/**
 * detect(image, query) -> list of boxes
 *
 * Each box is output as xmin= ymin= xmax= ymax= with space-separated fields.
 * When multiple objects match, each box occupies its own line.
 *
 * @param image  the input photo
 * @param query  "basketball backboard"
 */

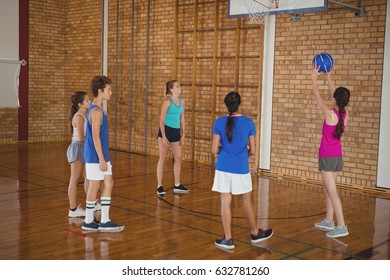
xmin=228 ymin=0 xmax=328 ymax=17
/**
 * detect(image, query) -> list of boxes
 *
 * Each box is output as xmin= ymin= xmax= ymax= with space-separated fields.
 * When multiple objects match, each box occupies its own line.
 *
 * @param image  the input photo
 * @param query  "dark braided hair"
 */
xmin=224 ymin=91 xmax=241 ymax=143
xmin=68 ymin=91 xmax=87 ymax=134
xmin=333 ymin=87 xmax=350 ymax=139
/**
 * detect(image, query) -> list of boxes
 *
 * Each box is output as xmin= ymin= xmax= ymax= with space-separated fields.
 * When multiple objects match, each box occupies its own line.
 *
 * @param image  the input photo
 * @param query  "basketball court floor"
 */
xmin=0 ymin=142 xmax=388 ymax=260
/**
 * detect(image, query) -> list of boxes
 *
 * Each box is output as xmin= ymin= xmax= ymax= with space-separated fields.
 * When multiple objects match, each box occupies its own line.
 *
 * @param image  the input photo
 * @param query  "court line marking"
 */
xmin=0 ymin=164 xmax=377 ymax=260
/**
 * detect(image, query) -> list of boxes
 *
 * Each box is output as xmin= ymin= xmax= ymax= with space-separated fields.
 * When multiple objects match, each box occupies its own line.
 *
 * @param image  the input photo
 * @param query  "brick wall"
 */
xmin=271 ymin=0 xmax=386 ymax=188
xmin=0 ymin=0 xmax=386 ymax=190
xmin=27 ymin=0 xmax=67 ymax=142
xmin=0 ymin=108 xmax=18 ymax=143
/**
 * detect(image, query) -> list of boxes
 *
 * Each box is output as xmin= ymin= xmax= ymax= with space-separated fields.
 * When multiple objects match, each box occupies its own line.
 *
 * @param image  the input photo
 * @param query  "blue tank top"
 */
xmin=164 ymin=97 xmax=182 ymax=129
xmin=84 ymin=104 xmax=110 ymax=163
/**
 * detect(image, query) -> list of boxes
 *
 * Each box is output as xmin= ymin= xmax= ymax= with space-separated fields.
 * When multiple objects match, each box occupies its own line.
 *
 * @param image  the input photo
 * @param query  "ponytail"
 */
xmin=226 ymin=113 xmax=234 ymax=142
xmin=68 ymin=91 xmax=87 ymax=134
xmin=333 ymin=87 xmax=350 ymax=139
xmin=224 ymin=91 xmax=241 ymax=143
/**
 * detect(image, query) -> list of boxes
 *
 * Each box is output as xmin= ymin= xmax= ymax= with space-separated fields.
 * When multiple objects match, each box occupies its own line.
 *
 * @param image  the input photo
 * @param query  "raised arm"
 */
xmin=311 ymin=65 xmax=330 ymax=118
xmin=326 ymin=72 xmax=336 ymax=98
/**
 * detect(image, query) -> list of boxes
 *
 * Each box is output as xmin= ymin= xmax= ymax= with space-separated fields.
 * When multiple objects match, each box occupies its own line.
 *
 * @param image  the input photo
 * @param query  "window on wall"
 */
xmin=0 ymin=0 xmax=20 ymax=108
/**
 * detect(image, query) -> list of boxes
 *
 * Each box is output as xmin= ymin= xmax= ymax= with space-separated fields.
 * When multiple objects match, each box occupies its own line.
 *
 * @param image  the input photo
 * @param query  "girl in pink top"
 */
xmin=311 ymin=65 xmax=350 ymax=238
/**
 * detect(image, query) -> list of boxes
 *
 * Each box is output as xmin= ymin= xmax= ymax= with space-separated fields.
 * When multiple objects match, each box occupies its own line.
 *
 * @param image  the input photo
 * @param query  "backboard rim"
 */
xmin=228 ymin=0 xmax=328 ymax=18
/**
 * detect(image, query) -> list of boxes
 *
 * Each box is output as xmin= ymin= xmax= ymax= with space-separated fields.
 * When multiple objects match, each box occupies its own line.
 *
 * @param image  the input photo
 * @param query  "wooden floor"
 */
xmin=0 ymin=142 xmax=388 ymax=260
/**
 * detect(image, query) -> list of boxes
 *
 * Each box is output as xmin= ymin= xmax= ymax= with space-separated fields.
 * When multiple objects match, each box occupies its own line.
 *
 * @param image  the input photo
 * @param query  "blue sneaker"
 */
xmin=82 ymin=221 xmax=99 ymax=231
xmin=98 ymin=221 xmax=125 ymax=233
xmin=215 ymin=236 xmax=235 ymax=250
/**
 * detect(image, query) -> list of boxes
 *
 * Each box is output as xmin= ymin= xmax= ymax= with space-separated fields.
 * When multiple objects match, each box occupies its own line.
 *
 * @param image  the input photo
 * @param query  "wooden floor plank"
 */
xmin=0 ymin=142 xmax=388 ymax=260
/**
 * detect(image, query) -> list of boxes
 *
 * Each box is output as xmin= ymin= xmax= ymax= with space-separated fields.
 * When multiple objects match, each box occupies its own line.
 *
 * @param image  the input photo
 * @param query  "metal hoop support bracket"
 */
xmin=328 ymin=0 xmax=368 ymax=17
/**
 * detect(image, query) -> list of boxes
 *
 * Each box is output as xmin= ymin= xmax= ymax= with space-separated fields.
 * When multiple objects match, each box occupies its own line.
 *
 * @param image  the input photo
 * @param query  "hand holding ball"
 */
xmin=312 ymin=53 xmax=334 ymax=73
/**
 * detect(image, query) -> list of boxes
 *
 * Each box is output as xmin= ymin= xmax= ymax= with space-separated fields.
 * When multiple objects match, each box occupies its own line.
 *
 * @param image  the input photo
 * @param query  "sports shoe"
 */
xmin=326 ymin=225 xmax=349 ymax=238
xmin=173 ymin=184 xmax=189 ymax=193
xmin=94 ymin=201 xmax=102 ymax=211
xmin=157 ymin=186 xmax=166 ymax=196
xmin=314 ymin=219 xmax=335 ymax=230
xmin=215 ymin=236 xmax=235 ymax=250
xmin=251 ymin=228 xmax=274 ymax=243
xmin=82 ymin=221 xmax=99 ymax=231
xmin=68 ymin=204 xmax=86 ymax=218
xmin=98 ymin=221 xmax=125 ymax=233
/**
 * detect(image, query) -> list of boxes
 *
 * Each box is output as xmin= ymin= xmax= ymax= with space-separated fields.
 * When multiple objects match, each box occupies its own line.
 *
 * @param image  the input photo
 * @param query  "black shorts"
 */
xmin=157 ymin=125 xmax=181 ymax=142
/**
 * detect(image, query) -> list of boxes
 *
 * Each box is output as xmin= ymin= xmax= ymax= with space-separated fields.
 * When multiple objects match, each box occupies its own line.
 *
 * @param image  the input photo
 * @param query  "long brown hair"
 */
xmin=165 ymin=80 xmax=177 ymax=96
xmin=68 ymin=91 xmax=87 ymax=134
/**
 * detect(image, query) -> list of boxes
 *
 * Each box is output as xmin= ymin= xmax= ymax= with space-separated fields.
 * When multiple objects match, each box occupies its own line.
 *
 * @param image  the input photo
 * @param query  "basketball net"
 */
xmin=245 ymin=0 xmax=279 ymax=25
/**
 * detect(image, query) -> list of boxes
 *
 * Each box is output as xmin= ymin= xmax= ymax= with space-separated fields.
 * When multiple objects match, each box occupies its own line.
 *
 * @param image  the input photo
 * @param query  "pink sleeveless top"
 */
xmin=318 ymin=108 xmax=347 ymax=157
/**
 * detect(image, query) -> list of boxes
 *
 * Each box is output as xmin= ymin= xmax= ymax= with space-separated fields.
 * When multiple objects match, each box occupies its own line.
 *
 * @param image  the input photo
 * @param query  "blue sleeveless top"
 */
xmin=84 ymin=104 xmax=110 ymax=163
xmin=164 ymin=97 xmax=182 ymax=129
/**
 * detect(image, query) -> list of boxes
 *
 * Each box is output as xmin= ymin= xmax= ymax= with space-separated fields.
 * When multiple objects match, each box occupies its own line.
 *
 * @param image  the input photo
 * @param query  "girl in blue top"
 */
xmin=212 ymin=91 xmax=273 ymax=250
xmin=156 ymin=80 xmax=188 ymax=196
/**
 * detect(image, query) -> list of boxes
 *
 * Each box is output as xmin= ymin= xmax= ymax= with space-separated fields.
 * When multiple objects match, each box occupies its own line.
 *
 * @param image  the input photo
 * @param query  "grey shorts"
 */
xmin=66 ymin=140 xmax=85 ymax=164
xmin=319 ymin=157 xmax=343 ymax=172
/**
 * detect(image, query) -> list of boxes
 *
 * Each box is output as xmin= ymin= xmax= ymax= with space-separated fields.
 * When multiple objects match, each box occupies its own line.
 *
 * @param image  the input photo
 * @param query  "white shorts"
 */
xmin=212 ymin=170 xmax=252 ymax=195
xmin=85 ymin=161 xmax=112 ymax=181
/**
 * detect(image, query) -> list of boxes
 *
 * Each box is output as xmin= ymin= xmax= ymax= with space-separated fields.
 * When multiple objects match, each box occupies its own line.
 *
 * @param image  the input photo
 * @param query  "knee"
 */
xmin=69 ymin=176 xmax=79 ymax=185
xmin=174 ymin=153 xmax=182 ymax=162
xmin=241 ymin=194 xmax=252 ymax=205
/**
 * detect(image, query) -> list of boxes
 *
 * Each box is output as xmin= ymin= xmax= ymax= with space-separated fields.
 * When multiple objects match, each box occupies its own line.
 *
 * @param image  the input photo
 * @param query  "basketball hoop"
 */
xmin=245 ymin=0 xmax=279 ymax=25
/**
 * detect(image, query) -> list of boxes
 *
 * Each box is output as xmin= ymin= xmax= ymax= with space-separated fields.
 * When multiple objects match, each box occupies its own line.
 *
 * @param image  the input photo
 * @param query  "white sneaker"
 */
xmin=68 ymin=204 xmax=86 ymax=218
xmin=94 ymin=201 xmax=102 ymax=211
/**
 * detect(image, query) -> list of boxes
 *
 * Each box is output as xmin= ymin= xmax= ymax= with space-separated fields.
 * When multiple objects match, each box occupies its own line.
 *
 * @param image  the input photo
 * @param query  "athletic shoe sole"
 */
xmin=215 ymin=242 xmax=235 ymax=250
xmin=173 ymin=189 xmax=189 ymax=193
xmin=68 ymin=213 xmax=85 ymax=218
xmin=251 ymin=229 xmax=274 ymax=244
xmin=314 ymin=224 xmax=334 ymax=230
xmin=98 ymin=226 xmax=125 ymax=233
xmin=326 ymin=232 xmax=349 ymax=238
xmin=82 ymin=226 xmax=99 ymax=231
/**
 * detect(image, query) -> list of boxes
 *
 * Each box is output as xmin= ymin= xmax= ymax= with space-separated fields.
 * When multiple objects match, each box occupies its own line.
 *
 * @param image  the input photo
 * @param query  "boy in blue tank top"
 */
xmin=82 ymin=75 xmax=124 ymax=233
